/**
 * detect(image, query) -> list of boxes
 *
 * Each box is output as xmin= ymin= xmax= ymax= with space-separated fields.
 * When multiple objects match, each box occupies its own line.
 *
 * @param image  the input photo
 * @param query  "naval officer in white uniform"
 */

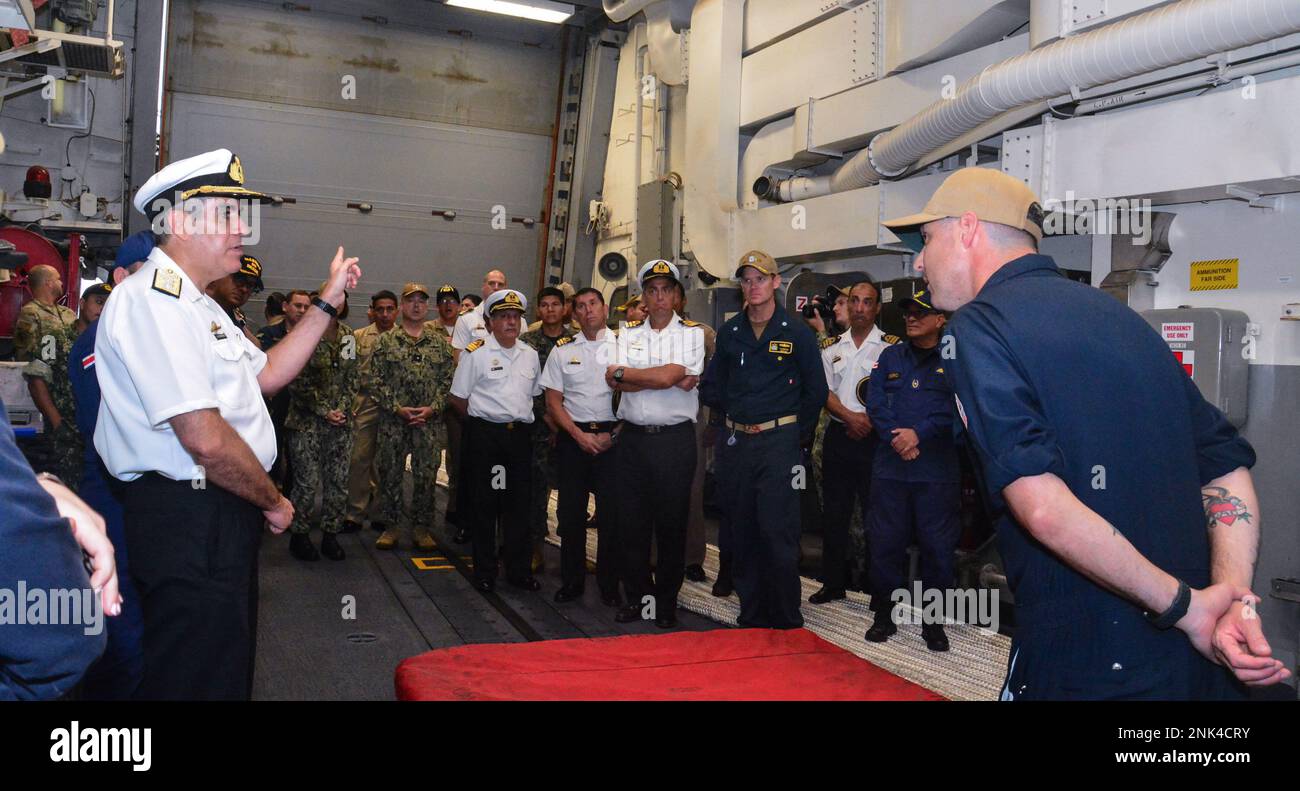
xmin=449 ymin=288 xmax=543 ymax=593
xmin=94 ymin=149 xmax=361 ymax=700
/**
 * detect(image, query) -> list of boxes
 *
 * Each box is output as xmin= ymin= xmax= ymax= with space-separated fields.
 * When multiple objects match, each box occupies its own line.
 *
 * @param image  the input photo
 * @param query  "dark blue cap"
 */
xmin=113 ymin=231 xmax=156 ymax=271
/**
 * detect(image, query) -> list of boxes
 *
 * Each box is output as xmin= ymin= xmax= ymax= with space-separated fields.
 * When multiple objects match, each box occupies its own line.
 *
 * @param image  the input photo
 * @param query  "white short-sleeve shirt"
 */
xmin=450 ymin=334 xmax=542 ymax=423
xmin=613 ymin=313 xmax=705 ymax=426
xmin=537 ymin=328 xmax=617 ymax=424
xmin=821 ymin=324 xmax=894 ymax=419
xmin=450 ymin=304 xmax=488 ymax=350
xmin=94 ymin=248 xmax=276 ymax=481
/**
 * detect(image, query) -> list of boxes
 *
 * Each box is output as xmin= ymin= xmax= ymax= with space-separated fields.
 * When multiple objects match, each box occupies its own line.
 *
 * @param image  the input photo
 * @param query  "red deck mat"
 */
xmin=395 ymin=628 xmax=946 ymax=701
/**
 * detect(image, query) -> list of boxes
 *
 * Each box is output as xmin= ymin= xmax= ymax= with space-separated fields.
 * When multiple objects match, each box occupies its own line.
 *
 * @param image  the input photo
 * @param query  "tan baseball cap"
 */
xmin=402 ymin=282 xmax=430 ymax=298
xmin=735 ymin=249 xmax=777 ymax=278
xmin=882 ymin=168 xmax=1045 ymax=252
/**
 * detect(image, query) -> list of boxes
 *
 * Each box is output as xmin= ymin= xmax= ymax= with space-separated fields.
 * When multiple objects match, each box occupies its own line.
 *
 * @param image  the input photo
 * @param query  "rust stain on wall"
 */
xmin=343 ymin=55 xmax=401 ymax=73
xmin=429 ymin=65 xmax=487 ymax=84
xmin=249 ymin=40 xmax=310 ymax=59
xmin=176 ymin=30 xmax=225 ymax=49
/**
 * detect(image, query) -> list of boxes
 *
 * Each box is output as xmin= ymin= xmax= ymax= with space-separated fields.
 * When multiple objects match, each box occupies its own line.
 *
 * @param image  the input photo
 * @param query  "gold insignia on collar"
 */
xmin=151 ymin=268 xmax=182 ymax=298
xmin=229 ymin=155 xmax=245 ymax=184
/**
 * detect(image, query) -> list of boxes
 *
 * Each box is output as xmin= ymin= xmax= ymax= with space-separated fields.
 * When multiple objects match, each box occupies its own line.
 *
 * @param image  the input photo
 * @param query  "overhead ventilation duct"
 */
xmin=768 ymin=0 xmax=1300 ymax=202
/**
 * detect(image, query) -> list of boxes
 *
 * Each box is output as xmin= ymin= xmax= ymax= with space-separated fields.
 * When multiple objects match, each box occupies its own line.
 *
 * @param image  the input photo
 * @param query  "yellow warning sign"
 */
xmin=1190 ymin=258 xmax=1239 ymax=291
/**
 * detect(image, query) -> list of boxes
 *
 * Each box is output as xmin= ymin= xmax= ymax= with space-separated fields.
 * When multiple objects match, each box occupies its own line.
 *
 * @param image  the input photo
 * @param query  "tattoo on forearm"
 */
xmin=1202 ymin=486 xmax=1252 ymax=529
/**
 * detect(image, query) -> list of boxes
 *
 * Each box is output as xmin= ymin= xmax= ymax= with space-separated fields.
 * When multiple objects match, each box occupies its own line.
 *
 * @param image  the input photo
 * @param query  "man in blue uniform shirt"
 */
xmin=701 ymin=250 xmax=828 ymax=629
xmin=883 ymin=167 xmax=1288 ymax=698
xmin=65 ymin=233 xmax=152 ymax=699
xmin=863 ymin=288 xmax=960 ymax=651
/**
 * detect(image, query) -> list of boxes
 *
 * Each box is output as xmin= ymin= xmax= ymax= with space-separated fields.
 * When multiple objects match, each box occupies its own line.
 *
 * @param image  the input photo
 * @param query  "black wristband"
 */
xmin=312 ymin=296 xmax=338 ymax=317
xmin=1146 ymin=579 xmax=1191 ymax=630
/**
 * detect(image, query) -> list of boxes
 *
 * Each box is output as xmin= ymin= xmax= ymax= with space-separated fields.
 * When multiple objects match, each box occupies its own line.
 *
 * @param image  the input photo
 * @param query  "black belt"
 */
xmin=469 ymin=416 xmax=528 ymax=431
xmin=621 ymin=420 xmax=692 ymax=435
xmin=575 ymin=420 xmax=617 ymax=433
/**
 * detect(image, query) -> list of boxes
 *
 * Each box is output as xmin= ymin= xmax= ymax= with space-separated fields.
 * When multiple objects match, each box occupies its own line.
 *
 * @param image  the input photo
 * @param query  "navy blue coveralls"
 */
xmin=945 ymin=254 xmax=1255 ymax=700
xmin=863 ymin=340 xmax=961 ymax=620
xmin=67 ymin=321 xmax=145 ymax=700
xmin=701 ymin=304 xmax=828 ymax=629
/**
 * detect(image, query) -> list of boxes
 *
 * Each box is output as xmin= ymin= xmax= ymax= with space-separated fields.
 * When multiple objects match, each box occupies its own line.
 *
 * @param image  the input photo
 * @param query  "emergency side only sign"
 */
xmin=1161 ymin=322 xmax=1195 ymax=376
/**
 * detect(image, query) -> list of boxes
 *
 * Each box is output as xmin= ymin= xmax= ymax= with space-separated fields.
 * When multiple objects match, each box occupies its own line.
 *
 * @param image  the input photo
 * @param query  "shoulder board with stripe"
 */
xmin=555 ymin=335 xmax=574 ymax=346
xmin=820 ymin=334 xmax=840 ymax=350
xmin=883 ymin=333 xmax=902 ymax=344
xmin=625 ymin=320 xmax=643 ymax=328
xmin=459 ymin=307 xmax=471 ymax=316
xmin=465 ymin=339 xmax=485 ymax=352
xmin=681 ymin=318 xmax=701 ymax=327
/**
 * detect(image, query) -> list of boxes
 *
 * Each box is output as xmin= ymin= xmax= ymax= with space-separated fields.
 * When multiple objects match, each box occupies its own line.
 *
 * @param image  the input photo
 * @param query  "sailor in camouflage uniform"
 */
xmin=519 ymin=286 xmax=575 ymax=568
xmin=14 ymin=264 xmax=81 ymax=487
xmin=370 ymin=283 xmax=456 ymax=551
xmin=286 ymin=293 xmax=360 ymax=562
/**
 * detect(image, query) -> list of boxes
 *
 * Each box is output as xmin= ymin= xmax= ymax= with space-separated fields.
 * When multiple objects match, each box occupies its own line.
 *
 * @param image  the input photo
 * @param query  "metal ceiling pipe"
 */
xmin=603 ymin=0 xmax=665 ymax=23
xmin=775 ymin=0 xmax=1300 ymax=201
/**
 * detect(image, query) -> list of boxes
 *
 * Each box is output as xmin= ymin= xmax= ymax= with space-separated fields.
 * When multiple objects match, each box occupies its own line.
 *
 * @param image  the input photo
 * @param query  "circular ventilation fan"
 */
xmin=597 ymin=252 xmax=628 ymax=280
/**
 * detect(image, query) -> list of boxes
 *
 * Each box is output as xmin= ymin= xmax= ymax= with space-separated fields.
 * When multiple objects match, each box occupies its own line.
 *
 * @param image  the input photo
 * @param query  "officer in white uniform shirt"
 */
xmin=94 ymin=149 xmax=361 ymax=700
xmin=449 ymin=288 xmax=543 ymax=593
xmin=539 ymin=287 xmax=622 ymax=607
xmin=811 ymin=279 xmax=899 ymax=604
xmin=449 ymin=268 xmax=508 ymax=356
xmin=606 ymin=259 xmax=705 ymax=628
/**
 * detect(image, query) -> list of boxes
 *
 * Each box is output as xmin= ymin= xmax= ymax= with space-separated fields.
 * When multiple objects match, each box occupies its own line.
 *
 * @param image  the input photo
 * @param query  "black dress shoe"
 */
xmin=614 ymin=604 xmax=644 ymax=623
xmin=922 ymin=624 xmax=950 ymax=652
xmin=289 ymin=533 xmax=319 ymax=561
xmin=507 ymin=575 xmax=542 ymax=592
xmin=554 ymin=584 xmax=584 ymax=603
xmin=711 ymin=577 xmax=733 ymax=598
xmin=655 ymin=612 xmax=678 ymax=629
xmin=453 ymin=527 xmax=470 ymax=544
xmin=600 ymin=592 xmax=623 ymax=608
xmin=865 ymin=617 xmax=897 ymax=643
xmin=320 ymin=533 xmax=345 ymax=561
xmin=473 ymin=577 xmax=495 ymax=593
xmin=684 ymin=564 xmax=708 ymax=583
xmin=808 ymin=586 xmax=846 ymax=604
xmin=340 ymin=521 xmax=362 ymax=534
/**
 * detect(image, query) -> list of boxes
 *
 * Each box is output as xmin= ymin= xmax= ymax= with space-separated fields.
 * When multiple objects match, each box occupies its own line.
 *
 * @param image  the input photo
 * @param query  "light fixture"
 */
xmin=445 ymin=0 xmax=574 ymax=24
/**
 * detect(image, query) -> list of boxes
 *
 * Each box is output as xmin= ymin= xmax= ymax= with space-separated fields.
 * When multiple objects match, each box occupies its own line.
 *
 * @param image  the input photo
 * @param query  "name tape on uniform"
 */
xmin=1189 ymin=258 xmax=1238 ymax=291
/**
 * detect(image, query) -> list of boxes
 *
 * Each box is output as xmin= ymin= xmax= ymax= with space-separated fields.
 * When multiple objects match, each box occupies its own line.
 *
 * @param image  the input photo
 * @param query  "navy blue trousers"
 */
xmin=866 ymin=477 xmax=960 ymax=618
xmin=719 ymin=423 xmax=803 ymax=629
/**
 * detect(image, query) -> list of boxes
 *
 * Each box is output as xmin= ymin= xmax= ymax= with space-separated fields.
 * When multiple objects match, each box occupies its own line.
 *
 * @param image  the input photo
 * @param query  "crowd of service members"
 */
xmin=3 ymin=244 xmax=961 ymax=700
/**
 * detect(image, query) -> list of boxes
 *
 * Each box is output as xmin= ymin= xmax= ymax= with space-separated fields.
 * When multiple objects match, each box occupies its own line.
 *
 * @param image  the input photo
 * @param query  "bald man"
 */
xmin=14 ymin=265 xmax=81 ymax=487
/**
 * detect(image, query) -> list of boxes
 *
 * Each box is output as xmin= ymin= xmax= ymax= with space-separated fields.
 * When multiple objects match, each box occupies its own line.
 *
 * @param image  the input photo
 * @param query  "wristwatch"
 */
xmin=613 ymin=366 xmax=626 ymax=383
xmin=1145 ymin=579 xmax=1191 ymax=630
xmin=312 ymin=296 xmax=338 ymax=317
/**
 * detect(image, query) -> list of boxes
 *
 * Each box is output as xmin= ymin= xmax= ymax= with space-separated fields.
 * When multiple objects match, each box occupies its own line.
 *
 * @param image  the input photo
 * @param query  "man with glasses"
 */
xmin=701 ymin=251 xmax=827 ymax=630
xmin=862 ymin=288 xmax=960 ymax=651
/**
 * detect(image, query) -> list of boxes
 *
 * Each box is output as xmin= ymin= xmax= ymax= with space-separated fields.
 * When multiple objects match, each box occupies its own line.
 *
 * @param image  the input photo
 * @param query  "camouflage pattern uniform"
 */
xmin=520 ymin=324 xmax=575 ymax=541
xmin=344 ymin=322 xmax=384 ymax=525
xmin=370 ymin=325 xmax=455 ymax=533
xmin=14 ymin=300 xmax=81 ymax=488
xmin=286 ymin=323 xmax=359 ymax=535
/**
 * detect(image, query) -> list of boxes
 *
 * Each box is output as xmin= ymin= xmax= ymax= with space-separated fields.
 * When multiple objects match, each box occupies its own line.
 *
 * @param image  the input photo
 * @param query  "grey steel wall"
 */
xmin=1241 ymin=364 xmax=1300 ymax=695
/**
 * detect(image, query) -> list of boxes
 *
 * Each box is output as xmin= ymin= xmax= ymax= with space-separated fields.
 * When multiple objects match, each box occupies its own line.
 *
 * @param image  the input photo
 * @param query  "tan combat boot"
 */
xmin=413 ymin=528 xmax=436 ymax=551
xmin=375 ymin=528 xmax=400 ymax=550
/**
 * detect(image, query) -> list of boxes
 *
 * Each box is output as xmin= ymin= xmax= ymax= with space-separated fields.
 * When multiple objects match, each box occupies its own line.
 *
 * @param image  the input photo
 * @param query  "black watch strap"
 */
xmin=312 ymin=296 xmax=338 ymax=318
xmin=1146 ymin=579 xmax=1191 ymax=630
